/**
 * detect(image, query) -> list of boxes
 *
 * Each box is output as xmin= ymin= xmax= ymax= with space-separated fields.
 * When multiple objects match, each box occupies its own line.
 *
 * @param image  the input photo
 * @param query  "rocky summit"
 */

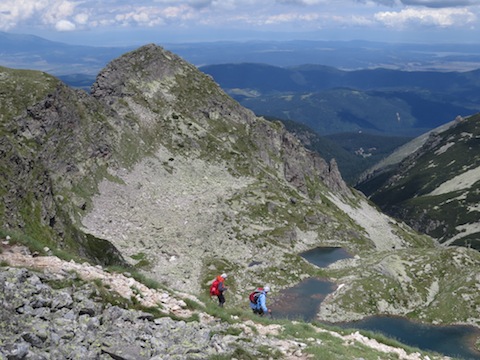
xmin=1 ymin=44 xmax=480 ymax=359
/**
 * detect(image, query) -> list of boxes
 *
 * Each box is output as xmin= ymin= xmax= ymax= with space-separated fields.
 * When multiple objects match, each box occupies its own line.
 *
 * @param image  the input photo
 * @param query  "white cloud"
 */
xmin=275 ymin=0 xmax=331 ymax=4
xmin=361 ymin=0 xmax=478 ymax=7
xmin=375 ymin=7 xmax=476 ymax=28
xmin=112 ymin=4 xmax=200 ymax=27
xmin=122 ymin=9 xmax=167 ymax=26
xmin=0 ymin=0 xmax=79 ymax=30
xmin=0 ymin=0 xmax=479 ymax=43
xmin=161 ymin=5 xmax=198 ymax=20
xmin=42 ymin=1 xmax=77 ymax=25
xmin=0 ymin=0 xmax=44 ymax=30
xmin=74 ymin=13 xmax=89 ymax=25
xmin=263 ymin=12 xmax=321 ymax=25
xmin=55 ymin=19 xmax=76 ymax=31
xmin=400 ymin=0 xmax=478 ymax=8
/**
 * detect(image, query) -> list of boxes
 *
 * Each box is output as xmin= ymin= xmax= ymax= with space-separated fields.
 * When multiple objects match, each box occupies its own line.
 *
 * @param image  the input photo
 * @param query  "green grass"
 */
xmin=130 ymin=252 xmax=152 ymax=269
xmin=0 ymin=66 xmax=59 ymax=123
xmin=0 ymin=228 xmax=56 ymax=256
xmin=105 ymin=264 xmax=163 ymax=290
xmin=208 ymin=347 xmax=258 ymax=360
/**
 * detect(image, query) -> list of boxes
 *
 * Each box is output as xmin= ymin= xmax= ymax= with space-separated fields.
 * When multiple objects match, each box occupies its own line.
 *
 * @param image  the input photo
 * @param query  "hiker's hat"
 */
xmin=221 ymin=273 xmax=227 ymax=278
xmin=264 ymin=286 xmax=270 ymax=292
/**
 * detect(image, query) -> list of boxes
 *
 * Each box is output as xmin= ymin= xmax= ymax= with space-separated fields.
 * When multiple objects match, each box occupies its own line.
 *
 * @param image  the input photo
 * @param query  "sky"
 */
xmin=0 ymin=0 xmax=479 ymax=46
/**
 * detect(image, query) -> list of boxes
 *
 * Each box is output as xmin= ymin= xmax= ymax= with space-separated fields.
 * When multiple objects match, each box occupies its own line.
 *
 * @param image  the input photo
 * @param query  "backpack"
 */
xmin=210 ymin=279 xmax=220 ymax=296
xmin=249 ymin=288 xmax=263 ymax=304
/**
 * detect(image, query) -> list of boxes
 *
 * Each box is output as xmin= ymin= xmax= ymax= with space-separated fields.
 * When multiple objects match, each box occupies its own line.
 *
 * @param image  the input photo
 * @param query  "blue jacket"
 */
xmin=250 ymin=291 xmax=268 ymax=313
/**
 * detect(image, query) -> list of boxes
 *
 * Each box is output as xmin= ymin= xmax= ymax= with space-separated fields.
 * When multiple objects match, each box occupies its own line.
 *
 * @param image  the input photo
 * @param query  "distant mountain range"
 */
xmin=0 ymin=31 xmax=133 ymax=75
xmin=2 ymin=31 xmax=480 ymax=75
xmin=201 ymin=63 xmax=480 ymax=137
xmin=2 ymin=31 xmax=478 ymax=138
xmin=2 ymin=30 xmax=479 ymax=186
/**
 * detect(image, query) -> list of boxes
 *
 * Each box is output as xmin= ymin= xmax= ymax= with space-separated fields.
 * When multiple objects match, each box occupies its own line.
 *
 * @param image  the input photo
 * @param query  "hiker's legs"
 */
xmin=252 ymin=308 xmax=264 ymax=316
xmin=218 ymin=293 xmax=225 ymax=307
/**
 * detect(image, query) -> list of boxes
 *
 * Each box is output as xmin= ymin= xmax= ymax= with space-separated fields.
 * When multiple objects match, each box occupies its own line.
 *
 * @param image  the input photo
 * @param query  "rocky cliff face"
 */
xmin=1 ymin=77 xmax=129 ymax=266
xmin=2 ymin=44 xmax=480 ymax=338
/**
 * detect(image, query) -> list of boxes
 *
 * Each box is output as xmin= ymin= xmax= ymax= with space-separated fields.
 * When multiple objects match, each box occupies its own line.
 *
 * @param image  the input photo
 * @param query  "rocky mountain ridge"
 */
xmin=2 ymin=44 xmax=366 ymax=294
xmin=357 ymin=113 xmax=480 ymax=250
xmin=355 ymin=119 xmax=458 ymax=186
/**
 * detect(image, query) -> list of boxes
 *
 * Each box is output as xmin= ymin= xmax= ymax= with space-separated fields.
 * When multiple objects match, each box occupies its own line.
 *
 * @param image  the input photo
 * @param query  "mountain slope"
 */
xmin=2 ymin=44 xmax=480 ymax=337
xmin=2 ymin=243 xmax=455 ymax=360
xmin=355 ymin=119 xmax=458 ymax=189
xmin=0 ymin=44 xmax=390 ymax=291
xmin=359 ymin=114 xmax=480 ymax=249
xmin=82 ymin=44 xmax=387 ymax=293
xmin=267 ymin=117 xmax=411 ymax=184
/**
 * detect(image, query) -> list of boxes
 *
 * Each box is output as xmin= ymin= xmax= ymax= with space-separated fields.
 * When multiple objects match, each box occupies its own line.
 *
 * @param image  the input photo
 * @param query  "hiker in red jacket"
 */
xmin=210 ymin=273 xmax=228 ymax=307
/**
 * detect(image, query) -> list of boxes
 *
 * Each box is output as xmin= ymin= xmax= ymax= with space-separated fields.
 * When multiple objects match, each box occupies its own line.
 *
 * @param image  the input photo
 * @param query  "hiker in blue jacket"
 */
xmin=250 ymin=286 xmax=271 ymax=316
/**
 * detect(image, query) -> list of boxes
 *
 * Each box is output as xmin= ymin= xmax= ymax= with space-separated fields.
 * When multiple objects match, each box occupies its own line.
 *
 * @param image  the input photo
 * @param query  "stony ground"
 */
xmin=328 ymin=193 xmax=410 ymax=251
xmin=81 ymin=146 xmax=257 ymax=293
xmin=0 ymin=242 xmax=194 ymax=317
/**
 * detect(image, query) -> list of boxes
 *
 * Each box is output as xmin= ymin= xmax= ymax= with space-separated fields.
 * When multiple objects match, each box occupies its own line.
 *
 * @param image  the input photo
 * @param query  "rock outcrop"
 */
xmin=1 ymin=244 xmax=276 ymax=359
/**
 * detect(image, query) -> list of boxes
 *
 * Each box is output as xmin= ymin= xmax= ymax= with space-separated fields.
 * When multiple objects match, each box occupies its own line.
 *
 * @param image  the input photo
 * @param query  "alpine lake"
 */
xmin=270 ymin=247 xmax=480 ymax=360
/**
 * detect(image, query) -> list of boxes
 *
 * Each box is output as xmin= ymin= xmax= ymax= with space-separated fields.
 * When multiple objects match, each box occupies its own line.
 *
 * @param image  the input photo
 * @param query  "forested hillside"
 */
xmin=202 ymin=63 xmax=479 ymax=136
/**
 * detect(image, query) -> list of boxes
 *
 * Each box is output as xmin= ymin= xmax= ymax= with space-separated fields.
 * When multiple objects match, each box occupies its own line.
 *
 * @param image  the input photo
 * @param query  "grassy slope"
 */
xmin=369 ymin=114 xmax=480 ymax=248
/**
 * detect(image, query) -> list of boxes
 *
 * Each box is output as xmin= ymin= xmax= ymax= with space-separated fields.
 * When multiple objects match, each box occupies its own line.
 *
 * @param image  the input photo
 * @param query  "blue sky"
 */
xmin=1 ymin=0 xmax=479 ymax=46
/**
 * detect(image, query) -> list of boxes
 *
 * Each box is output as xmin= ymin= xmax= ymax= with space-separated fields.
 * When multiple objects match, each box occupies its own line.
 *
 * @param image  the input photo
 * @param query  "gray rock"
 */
xmin=21 ymin=333 xmax=45 ymax=348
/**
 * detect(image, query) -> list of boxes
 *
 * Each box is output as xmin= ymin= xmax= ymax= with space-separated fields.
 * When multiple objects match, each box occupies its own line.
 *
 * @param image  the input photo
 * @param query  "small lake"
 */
xmin=271 ymin=277 xmax=336 ymax=321
xmin=300 ymin=246 xmax=352 ymax=268
xmin=337 ymin=316 xmax=480 ymax=360
xmin=270 ymin=246 xmax=480 ymax=360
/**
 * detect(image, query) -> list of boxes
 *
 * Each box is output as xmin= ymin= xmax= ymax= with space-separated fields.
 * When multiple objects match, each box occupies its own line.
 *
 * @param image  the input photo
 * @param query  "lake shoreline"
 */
xmin=273 ymin=246 xmax=480 ymax=359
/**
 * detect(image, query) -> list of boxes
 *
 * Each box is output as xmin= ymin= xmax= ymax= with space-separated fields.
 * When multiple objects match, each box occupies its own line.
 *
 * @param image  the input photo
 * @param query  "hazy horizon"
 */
xmin=0 ymin=1 xmax=479 ymax=47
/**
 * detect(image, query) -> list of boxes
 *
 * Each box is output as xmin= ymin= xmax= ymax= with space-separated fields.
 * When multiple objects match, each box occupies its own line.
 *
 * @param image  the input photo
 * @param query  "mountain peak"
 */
xmin=91 ymin=44 xmax=186 ymax=99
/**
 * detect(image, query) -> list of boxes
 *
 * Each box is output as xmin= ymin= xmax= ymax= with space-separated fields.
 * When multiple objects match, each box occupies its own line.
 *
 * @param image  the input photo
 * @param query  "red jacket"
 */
xmin=210 ymin=275 xmax=227 ymax=296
